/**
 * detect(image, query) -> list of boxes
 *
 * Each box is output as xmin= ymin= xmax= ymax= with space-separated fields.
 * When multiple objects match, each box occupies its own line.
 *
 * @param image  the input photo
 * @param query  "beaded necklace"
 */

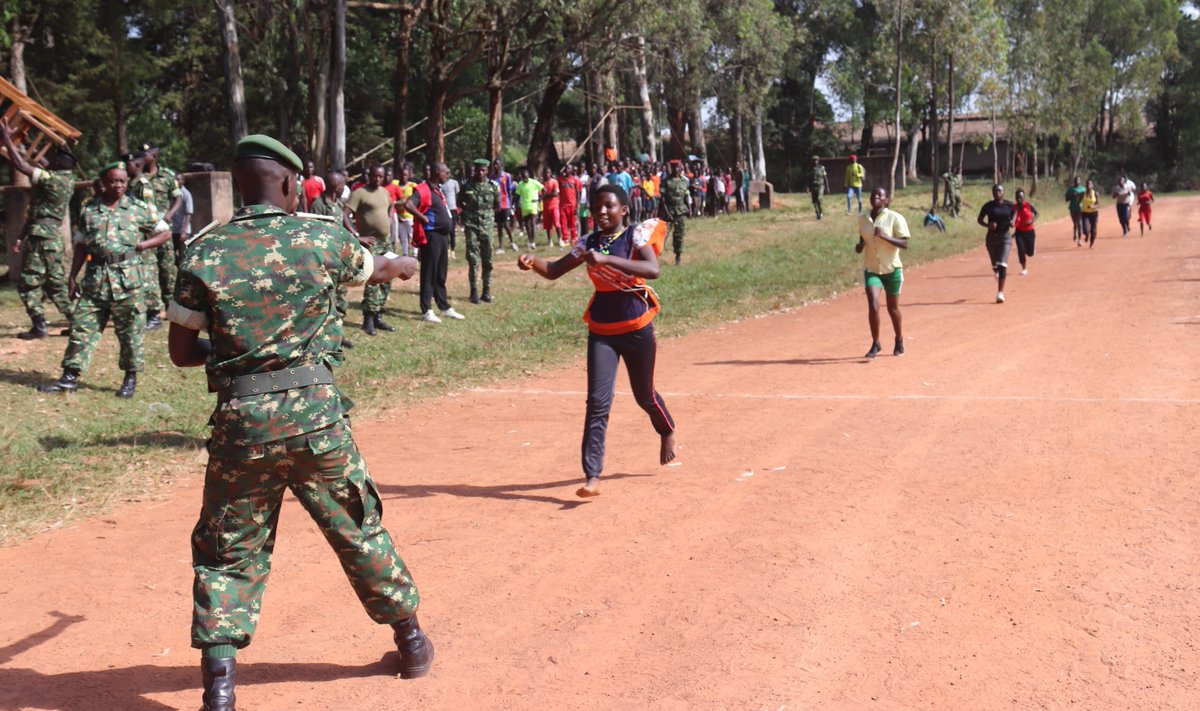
xmin=595 ymin=228 xmax=623 ymax=255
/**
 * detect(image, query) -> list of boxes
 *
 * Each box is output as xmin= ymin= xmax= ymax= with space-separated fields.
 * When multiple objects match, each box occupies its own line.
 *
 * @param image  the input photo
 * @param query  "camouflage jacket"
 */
xmin=28 ymin=168 xmax=75 ymax=240
xmin=810 ymin=164 xmax=827 ymax=188
xmin=662 ymin=177 xmax=690 ymax=210
xmin=130 ymin=165 xmax=181 ymax=213
xmin=75 ymin=195 xmax=167 ymax=301
xmin=459 ymin=178 xmax=499 ymax=231
xmin=170 ymin=204 xmax=373 ymax=449
xmin=308 ymin=193 xmax=345 ymax=220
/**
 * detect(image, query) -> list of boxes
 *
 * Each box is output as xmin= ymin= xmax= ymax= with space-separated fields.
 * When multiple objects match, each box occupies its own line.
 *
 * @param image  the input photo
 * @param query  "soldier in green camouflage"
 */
xmin=810 ymin=155 xmax=830 ymax=220
xmin=123 ymin=152 xmax=166 ymax=331
xmin=166 ymin=135 xmax=430 ymax=711
xmin=306 ymin=169 xmax=358 ymax=349
xmin=942 ymin=171 xmax=962 ymax=217
xmin=37 ymin=161 xmax=170 ymax=398
xmin=0 ymin=119 xmax=77 ymax=339
xmin=460 ymin=158 xmax=500 ymax=303
xmin=661 ymin=161 xmax=690 ymax=265
xmin=139 ymin=143 xmax=184 ymax=322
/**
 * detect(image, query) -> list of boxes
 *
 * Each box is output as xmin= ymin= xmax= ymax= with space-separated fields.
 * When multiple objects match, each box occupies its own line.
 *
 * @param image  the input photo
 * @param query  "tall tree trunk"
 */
xmin=9 ymin=18 xmax=31 ymax=188
xmin=602 ymin=69 xmax=619 ymax=160
xmin=991 ymin=109 xmax=999 ymax=184
xmin=730 ymin=106 xmax=744 ymax=168
xmin=690 ymin=88 xmax=707 ymax=163
xmin=527 ymin=71 xmax=570 ymax=176
xmin=486 ymin=85 xmax=504 ymax=161
xmin=946 ymin=52 xmax=954 ymax=181
xmin=665 ymin=100 xmax=687 ymax=160
xmin=217 ymin=0 xmax=249 ymax=149
xmin=1031 ymin=133 xmax=1039 ymax=197
xmin=633 ymin=35 xmax=656 ymax=161
xmin=311 ymin=16 xmax=331 ymax=172
xmin=329 ymin=0 xmax=347 ymax=170
xmin=391 ymin=20 xmax=414 ymax=168
xmin=888 ymin=0 xmax=904 ymax=196
xmin=753 ymin=112 xmax=766 ymax=180
xmin=426 ymin=79 xmax=449 ymax=164
xmin=583 ymin=70 xmax=597 ymax=164
xmin=929 ymin=36 xmax=940 ymax=210
xmin=906 ymin=117 xmax=922 ymax=179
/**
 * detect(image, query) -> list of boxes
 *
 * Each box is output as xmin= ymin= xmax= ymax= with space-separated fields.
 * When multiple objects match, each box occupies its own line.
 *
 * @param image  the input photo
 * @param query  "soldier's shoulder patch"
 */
xmin=185 ymin=220 xmax=223 ymax=247
xmin=294 ymin=211 xmax=338 ymax=223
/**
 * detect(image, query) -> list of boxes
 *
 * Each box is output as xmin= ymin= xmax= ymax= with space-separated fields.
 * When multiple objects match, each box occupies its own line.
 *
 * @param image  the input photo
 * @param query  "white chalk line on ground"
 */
xmin=466 ymin=387 xmax=1200 ymax=406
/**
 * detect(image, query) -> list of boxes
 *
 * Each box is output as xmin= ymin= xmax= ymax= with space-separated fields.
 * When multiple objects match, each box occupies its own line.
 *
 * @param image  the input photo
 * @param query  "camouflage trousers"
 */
xmin=810 ymin=186 xmax=825 ymax=218
xmin=361 ymin=238 xmax=390 ymax=315
xmin=335 ymin=283 xmax=349 ymax=320
xmin=18 ymin=237 xmax=73 ymax=320
xmin=464 ymin=225 xmax=493 ymax=293
xmin=141 ymin=252 xmax=162 ymax=313
xmin=670 ymin=215 xmax=687 ymax=257
xmin=949 ymin=194 xmax=961 ymax=218
xmin=154 ymin=242 xmax=175 ymax=311
xmin=191 ymin=420 xmax=419 ymax=651
xmin=62 ymin=294 xmax=145 ymax=374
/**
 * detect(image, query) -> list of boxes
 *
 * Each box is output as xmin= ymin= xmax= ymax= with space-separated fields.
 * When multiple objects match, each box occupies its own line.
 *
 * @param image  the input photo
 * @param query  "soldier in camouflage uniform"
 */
xmin=810 ymin=155 xmax=830 ymax=220
xmin=139 ymin=143 xmax=183 ymax=319
xmin=306 ymin=169 xmax=358 ymax=349
xmin=942 ymin=172 xmax=962 ymax=217
xmin=0 ymin=119 xmax=76 ymax=339
xmin=38 ymin=161 xmax=170 ymax=398
xmin=661 ymin=161 xmax=690 ymax=265
xmin=123 ymin=152 xmax=164 ymax=331
xmin=166 ymin=135 xmax=430 ymax=711
xmin=460 ymin=158 xmax=500 ymax=304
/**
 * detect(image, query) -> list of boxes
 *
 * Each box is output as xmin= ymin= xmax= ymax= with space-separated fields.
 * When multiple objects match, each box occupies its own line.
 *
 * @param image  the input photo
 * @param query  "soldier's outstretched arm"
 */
xmin=369 ymin=255 xmax=418 ymax=283
xmin=0 ymin=119 xmax=35 ymax=177
xmin=168 ymin=323 xmax=211 ymax=367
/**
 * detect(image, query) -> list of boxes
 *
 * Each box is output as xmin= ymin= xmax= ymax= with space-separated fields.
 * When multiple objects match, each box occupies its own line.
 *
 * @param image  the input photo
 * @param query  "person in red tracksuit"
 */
xmin=518 ymin=184 xmax=677 ymax=497
xmin=559 ymin=165 xmax=582 ymax=245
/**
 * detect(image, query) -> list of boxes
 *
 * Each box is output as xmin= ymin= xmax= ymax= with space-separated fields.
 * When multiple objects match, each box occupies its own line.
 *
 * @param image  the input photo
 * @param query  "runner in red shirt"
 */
xmin=1012 ymin=187 xmax=1039 ymax=276
xmin=301 ymin=160 xmax=325 ymax=210
xmin=541 ymin=167 xmax=563 ymax=247
xmin=559 ymin=165 xmax=582 ymax=244
xmin=1137 ymin=183 xmax=1154 ymax=236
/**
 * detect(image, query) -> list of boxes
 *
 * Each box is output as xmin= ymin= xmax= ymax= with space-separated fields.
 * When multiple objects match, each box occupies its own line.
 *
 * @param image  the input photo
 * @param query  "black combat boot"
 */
xmin=17 ymin=315 xmax=48 ymax=340
xmin=38 ymin=369 xmax=80 ymax=393
xmin=374 ymin=314 xmax=396 ymax=332
xmin=481 ymin=290 xmax=494 ymax=303
xmin=342 ymin=338 xmax=355 ymax=350
xmin=201 ymin=657 xmax=237 ymax=711
xmin=146 ymin=311 xmax=164 ymax=331
xmin=469 ymin=285 xmax=480 ymax=305
xmin=392 ymin=615 xmax=434 ymax=679
xmin=115 ymin=371 xmax=137 ymax=398
xmin=362 ymin=314 xmax=377 ymax=336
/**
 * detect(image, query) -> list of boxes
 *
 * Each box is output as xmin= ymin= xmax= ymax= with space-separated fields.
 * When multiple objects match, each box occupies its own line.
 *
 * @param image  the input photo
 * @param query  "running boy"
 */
xmin=856 ymin=185 xmax=909 ymax=358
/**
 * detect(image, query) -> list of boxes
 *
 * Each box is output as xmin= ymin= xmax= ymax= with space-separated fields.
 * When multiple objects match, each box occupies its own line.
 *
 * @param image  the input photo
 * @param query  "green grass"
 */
xmin=0 ymin=181 xmax=1064 ymax=542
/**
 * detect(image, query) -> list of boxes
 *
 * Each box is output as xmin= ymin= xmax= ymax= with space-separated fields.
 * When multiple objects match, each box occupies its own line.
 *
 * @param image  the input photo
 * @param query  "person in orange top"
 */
xmin=1136 ymin=183 xmax=1154 ymax=236
xmin=517 ymin=184 xmax=677 ymax=497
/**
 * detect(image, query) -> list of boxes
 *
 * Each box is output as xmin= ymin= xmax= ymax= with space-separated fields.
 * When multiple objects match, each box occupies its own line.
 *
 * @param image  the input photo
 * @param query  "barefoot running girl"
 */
xmin=1013 ymin=187 xmax=1039 ymax=276
xmin=518 ymin=184 xmax=677 ymax=497
xmin=856 ymin=185 xmax=909 ymax=358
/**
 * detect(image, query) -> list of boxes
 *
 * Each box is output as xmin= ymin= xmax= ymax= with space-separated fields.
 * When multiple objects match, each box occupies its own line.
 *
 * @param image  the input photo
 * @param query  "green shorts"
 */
xmin=864 ymin=268 xmax=903 ymax=296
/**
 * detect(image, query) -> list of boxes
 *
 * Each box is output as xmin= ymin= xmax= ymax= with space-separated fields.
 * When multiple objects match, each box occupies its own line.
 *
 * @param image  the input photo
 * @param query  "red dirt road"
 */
xmin=2 ymin=198 xmax=1198 ymax=710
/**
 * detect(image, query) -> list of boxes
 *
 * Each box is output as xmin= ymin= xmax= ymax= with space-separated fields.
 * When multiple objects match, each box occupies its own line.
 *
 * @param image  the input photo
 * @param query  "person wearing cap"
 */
xmin=121 ymin=151 xmax=167 ymax=332
xmin=37 ymin=160 xmax=171 ymax=398
xmin=809 ymin=155 xmax=830 ymax=220
xmin=165 ymin=134 xmax=430 ymax=711
xmin=0 ymin=118 xmax=77 ymax=340
xmin=460 ymin=158 xmax=500 ymax=303
xmin=845 ymin=154 xmax=865 ymax=214
xmin=136 ymin=142 xmax=184 ymax=326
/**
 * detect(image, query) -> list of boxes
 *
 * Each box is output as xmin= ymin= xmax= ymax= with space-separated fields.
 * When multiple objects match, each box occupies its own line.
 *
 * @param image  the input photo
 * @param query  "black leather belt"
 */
xmin=91 ymin=250 xmax=137 ymax=266
xmin=218 ymin=363 xmax=335 ymax=399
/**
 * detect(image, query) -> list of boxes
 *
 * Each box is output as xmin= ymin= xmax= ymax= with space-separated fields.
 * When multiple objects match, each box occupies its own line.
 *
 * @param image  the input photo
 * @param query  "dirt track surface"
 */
xmin=2 ymin=198 xmax=1198 ymax=710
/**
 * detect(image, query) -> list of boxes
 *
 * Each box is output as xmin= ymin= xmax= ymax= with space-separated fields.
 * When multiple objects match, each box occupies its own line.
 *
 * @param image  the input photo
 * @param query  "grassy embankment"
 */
xmin=0 ymin=181 xmax=1063 ymax=542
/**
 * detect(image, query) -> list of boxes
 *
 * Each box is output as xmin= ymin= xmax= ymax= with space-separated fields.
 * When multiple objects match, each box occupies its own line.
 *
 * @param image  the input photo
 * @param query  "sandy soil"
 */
xmin=1 ymin=198 xmax=1197 ymax=710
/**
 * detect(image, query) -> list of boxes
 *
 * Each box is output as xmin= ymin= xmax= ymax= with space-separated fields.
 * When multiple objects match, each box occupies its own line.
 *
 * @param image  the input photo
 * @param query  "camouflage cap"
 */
xmin=235 ymin=134 xmax=303 ymax=172
xmin=473 ymin=158 xmax=491 ymax=167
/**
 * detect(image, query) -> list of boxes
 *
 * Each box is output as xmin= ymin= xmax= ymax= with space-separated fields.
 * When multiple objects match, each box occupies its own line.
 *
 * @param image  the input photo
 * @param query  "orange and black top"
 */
xmin=571 ymin=218 xmax=667 ymax=336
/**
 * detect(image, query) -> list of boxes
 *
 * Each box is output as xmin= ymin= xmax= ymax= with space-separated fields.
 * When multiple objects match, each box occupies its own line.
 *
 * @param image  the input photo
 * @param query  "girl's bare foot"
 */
xmin=576 ymin=477 xmax=601 ymax=497
xmin=660 ymin=431 xmax=677 ymax=465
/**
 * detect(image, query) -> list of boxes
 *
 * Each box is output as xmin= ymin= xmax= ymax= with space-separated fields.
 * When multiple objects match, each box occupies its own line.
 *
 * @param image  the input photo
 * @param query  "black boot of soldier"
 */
xmin=342 ymin=337 xmax=355 ymax=350
xmin=115 ymin=371 xmax=137 ymax=399
xmin=38 ymin=369 xmax=79 ymax=393
xmin=469 ymin=284 xmax=480 ymax=304
xmin=146 ymin=311 xmax=163 ymax=331
xmin=481 ymin=289 xmax=494 ymax=303
xmin=362 ymin=313 xmax=377 ymax=336
xmin=201 ymin=657 xmax=237 ymax=711
xmin=17 ymin=315 xmax=48 ymax=340
xmin=392 ymin=615 xmax=434 ymax=679
xmin=374 ymin=314 xmax=396 ymax=332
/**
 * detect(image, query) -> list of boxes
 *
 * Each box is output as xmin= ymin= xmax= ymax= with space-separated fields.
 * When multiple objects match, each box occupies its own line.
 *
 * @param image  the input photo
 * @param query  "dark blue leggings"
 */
xmin=582 ymin=323 xmax=675 ymax=478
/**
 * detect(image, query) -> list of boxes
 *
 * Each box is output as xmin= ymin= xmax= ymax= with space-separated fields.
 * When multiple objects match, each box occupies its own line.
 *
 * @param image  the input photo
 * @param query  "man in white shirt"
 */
xmin=1112 ymin=173 xmax=1137 ymax=237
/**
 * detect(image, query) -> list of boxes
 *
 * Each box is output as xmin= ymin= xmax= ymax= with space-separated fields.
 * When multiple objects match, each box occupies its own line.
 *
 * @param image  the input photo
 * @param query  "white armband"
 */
xmin=166 ymin=301 xmax=209 ymax=331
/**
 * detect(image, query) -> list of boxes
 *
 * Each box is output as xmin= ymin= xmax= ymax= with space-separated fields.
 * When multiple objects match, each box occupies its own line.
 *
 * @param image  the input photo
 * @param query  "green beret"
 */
xmin=812 ymin=155 xmax=821 ymax=160
xmin=473 ymin=158 xmax=491 ymax=167
xmin=101 ymin=160 xmax=126 ymax=176
xmin=234 ymin=134 xmax=303 ymax=172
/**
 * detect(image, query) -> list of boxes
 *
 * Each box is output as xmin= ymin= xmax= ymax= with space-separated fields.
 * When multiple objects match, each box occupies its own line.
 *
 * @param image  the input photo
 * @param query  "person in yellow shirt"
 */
xmin=1079 ymin=178 xmax=1100 ymax=248
xmin=845 ymin=154 xmax=866 ymax=214
xmin=855 ymin=185 xmax=909 ymax=358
